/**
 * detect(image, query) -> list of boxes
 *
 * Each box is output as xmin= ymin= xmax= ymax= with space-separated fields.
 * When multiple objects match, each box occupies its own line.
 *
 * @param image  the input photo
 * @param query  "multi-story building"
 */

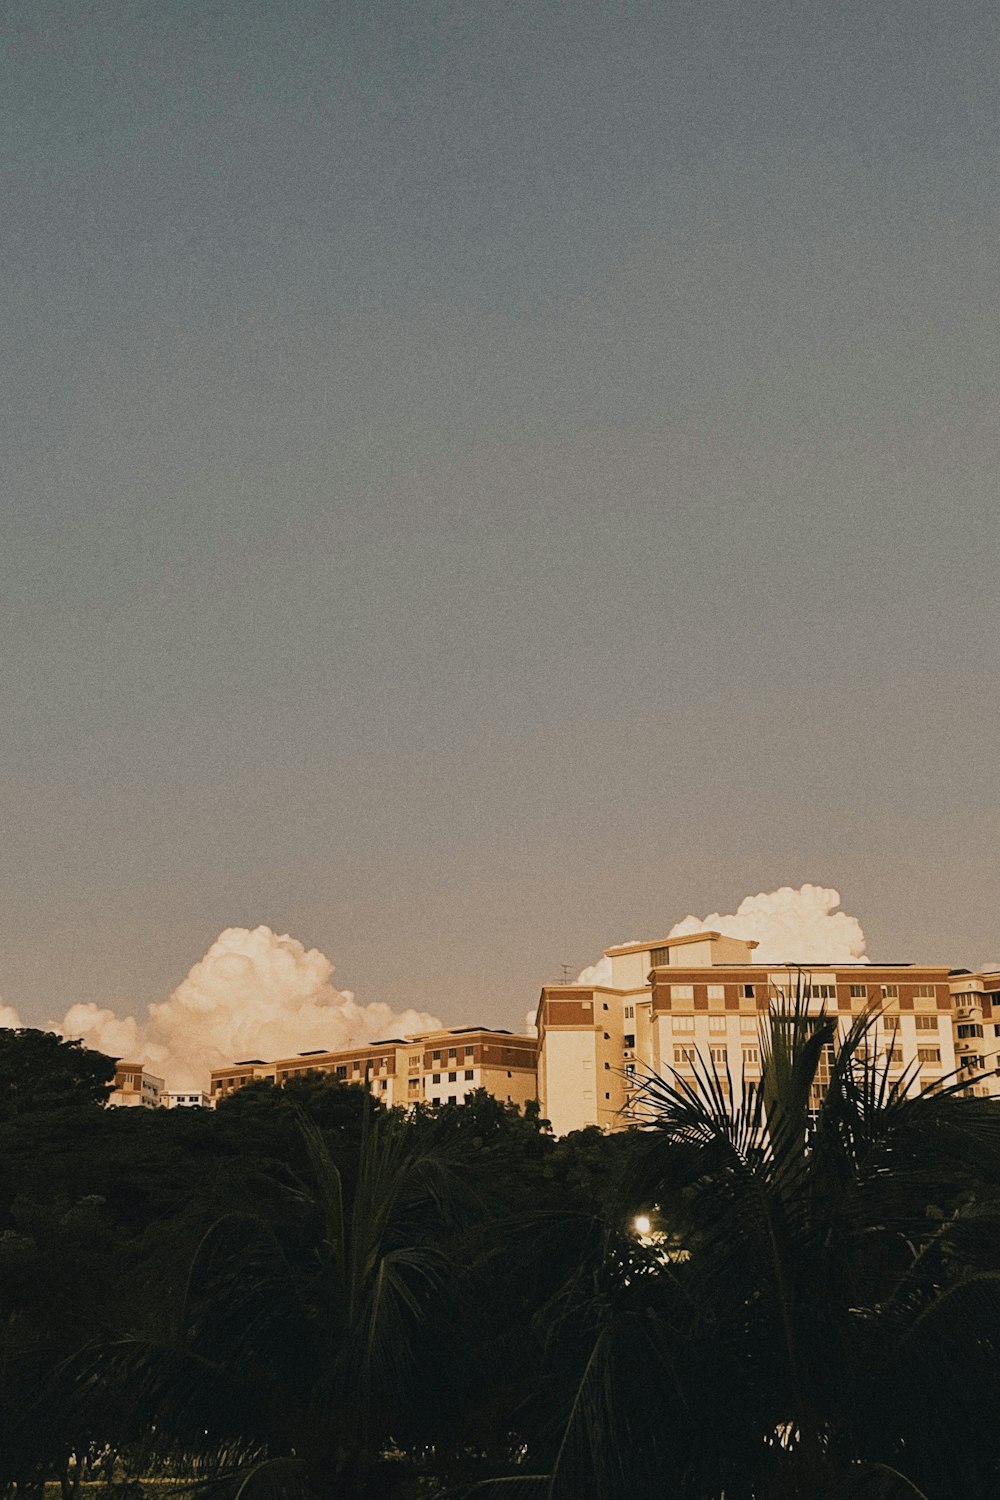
xmin=209 ymin=1026 xmax=539 ymax=1110
xmin=109 ymin=1061 xmax=165 ymax=1109
xmin=166 ymin=1090 xmax=211 ymax=1108
xmin=536 ymin=930 xmax=974 ymax=1136
xmin=950 ymin=971 xmax=1000 ymax=1089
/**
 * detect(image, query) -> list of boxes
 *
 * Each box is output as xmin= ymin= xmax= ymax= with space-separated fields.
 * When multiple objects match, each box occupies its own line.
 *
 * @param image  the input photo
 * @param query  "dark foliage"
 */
xmin=3 ymin=1016 xmax=1000 ymax=1500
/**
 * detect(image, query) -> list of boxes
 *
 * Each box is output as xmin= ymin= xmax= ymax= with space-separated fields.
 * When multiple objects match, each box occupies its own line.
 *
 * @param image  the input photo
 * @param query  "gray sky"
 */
xmin=3 ymin=0 xmax=998 ymax=1033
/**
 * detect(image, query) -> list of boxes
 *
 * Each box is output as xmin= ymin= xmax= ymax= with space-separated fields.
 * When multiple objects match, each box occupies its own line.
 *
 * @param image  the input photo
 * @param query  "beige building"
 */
xmin=536 ymin=930 xmax=978 ymax=1136
xmin=109 ymin=1061 xmax=165 ymax=1109
xmin=209 ymin=1026 xmax=539 ymax=1111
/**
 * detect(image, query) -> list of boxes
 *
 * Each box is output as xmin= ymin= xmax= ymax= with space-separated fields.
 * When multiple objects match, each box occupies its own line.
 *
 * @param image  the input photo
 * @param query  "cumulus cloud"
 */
xmin=51 ymin=926 xmax=442 ymax=1091
xmin=0 ymin=1000 xmax=23 ymax=1028
xmin=570 ymin=886 xmax=869 ymax=983
xmin=668 ymin=884 xmax=868 ymax=965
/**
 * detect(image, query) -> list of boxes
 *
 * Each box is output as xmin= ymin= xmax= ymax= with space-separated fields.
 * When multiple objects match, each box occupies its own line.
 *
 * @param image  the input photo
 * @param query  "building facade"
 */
xmin=109 ymin=1061 xmax=165 ymax=1109
xmin=209 ymin=1026 xmax=539 ymax=1110
xmin=536 ymin=930 xmax=996 ymax=1137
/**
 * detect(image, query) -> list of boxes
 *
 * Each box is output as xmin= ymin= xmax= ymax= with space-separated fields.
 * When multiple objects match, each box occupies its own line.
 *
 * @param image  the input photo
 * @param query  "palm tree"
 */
xmin=53 ymin=1098 xmax=468 ymax=1499
xmin=466 ymin=988 xmax=1000 ymax=1500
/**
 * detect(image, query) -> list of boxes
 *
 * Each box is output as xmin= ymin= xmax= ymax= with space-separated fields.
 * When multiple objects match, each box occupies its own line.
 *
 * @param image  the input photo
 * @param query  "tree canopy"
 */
xmin=3 ymin=1011 xmax=1000 ymax=1500
xmin=0 ymin=1027 xmax=116 ymax=1118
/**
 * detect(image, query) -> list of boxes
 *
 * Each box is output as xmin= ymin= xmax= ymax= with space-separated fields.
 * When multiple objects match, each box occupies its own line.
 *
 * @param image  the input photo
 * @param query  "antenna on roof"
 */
xmin=560 ymin=964 xmax=572 ymax=985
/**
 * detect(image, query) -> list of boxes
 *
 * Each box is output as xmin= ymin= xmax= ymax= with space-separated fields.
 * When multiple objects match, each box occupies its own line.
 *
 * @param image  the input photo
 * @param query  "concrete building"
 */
xmin=166 ymin=1090 xmax=211 ymax=1108
xmin=536 ymin=930 xmax=976 ymax=1137
xmin=109 ymin=1061 xmax=165 ymax=1109
xmin=209 ymin=1026 xmax=539 ymax=1111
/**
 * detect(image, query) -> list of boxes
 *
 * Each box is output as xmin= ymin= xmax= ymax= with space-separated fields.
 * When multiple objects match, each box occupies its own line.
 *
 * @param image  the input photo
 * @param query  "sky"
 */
xmin=2 ymin=0 xmax=998 ymax=1053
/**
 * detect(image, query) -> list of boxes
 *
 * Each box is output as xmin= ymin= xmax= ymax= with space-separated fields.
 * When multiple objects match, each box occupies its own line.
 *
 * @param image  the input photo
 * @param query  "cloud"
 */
xmin=570 ymin=886 xmax=869 ymax=983
xmin=668 ymin=884 xmax=868 ymax=965
xmin=52 ymin=926 xmax=442 ymax=1091
xmin=0 ymin=1001 xmax=23 ymax=1029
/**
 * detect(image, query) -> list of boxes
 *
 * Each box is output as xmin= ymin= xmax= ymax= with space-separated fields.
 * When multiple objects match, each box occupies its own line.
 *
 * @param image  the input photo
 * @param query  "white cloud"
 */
xmin=571 ymin=886 xmax=869 ymax=982
xmin=0 ymin=1000 xmax=23 ymax=1029
xmin=53 ymin=926 xmax=442 ymax=1091
xmin=668 ymin=884 xmax=868 ymax=965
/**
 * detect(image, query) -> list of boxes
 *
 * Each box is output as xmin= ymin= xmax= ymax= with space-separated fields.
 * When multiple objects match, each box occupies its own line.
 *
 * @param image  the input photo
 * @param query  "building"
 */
xmin=950 ymin=971 xmax=1000 ymax=1088
xmin=109 ymin=1061 xmax=165 ymax=1109
xmin=209 ymin=1026 xmax=539 ymax=1110
xmin=535 ymin=930 xmax=983 ymax=1137
xmin=166 ymin=1090 xmax=211 ymax=1108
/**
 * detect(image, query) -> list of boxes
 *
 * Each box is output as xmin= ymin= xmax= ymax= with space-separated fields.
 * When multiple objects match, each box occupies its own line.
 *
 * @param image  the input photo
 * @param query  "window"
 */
xmin=380 ymin=1080 xmax=387 ymax=1092
xmin=709 ymin=1016 xmax=726 ymax=1034
xmin=409 ymin=1053 xmax=421 ymax=1069
xmin=651 ymin=947 xmax=670 ymax=967
xmin=674 ymin=1046 xmax=696 ymax=1064
xmin=448 ymin=1048 xmax=457 ymax=1060
xmin=671 ymin=984 xmax=694 ymax=1000
xmin=673 ymin=1015 xmax=695 ymax=1033
xmin=624 ymin=1062 xmax=635 ymax=1077
xmin=432 ymin=1072 xmax=441 ymax=1084
xmin=708 ymin=984 xmax=726 ymax=1002
xmin=464 ymin=1046 xmax=474 ymax=1059
xmin=335 ymin=1065 xmax=347 ymax=1079
xmin=885 ymin=1048 xmax=902 ymax=1065
xmin=448 ymin=1071 xmax=457 ymax=1082
xmin=913 ymin=986 xmax=936 ymax=1000
xmin=809 ymin=984 xmax=837 ymax=1003
xmin=710 ymin=1047 xmax=727 ymax=1064
xmin=957 ymin=1023 xmax=983 ymax=1039
xmin=624 ymin=1033 xmax=635 ymax=1047
xmin=464 ymin=1069 xmax=474 ymax=1081
xmin=743 ymin=1046 xmax=760 ymax=1066
xmin=743 ymin=984 xmax=755 ymax=999
xmin=850 ymin=984 xmax=867 ymax=999
xmin=917 ymin=1047 xmax=941 ymax=1064
xmin=882 ymin=985 xmax=899 ymax=1000
xmin=740 ymin=1015 xmax=757 ymax=1034
xmin=432 ymin=1050 xmax=441 ymax=1061
xmin=603 ymin=1031 xmax=610 ymax=1040
xmin=883 ymin=1015 xmax=900 ymax=1031
xmin=605 ymin=1092 xmax=611 ymax=1100
xmin=448 ymin=1095 xmax=457 ymax=1104
xmin=604 ymin=1062 xmax=610 ymax=1071
xmin=625 ymin=1004 xmax=635 ymax=1019
xmin=408 ymin=1078 xmax=420 ymax=1091
xmin=432 ymin=1097 xmax=440 ymax=1105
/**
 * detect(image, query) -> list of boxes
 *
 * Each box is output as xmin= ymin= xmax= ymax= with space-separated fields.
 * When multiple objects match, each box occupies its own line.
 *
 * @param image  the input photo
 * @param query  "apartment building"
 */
xmin=950 ymin=971 xmax=1000 ymax=1086
xmin=535 ymin=930 xmax=980 ymax=1136
xmin=209 ymin=1026 xmax=539 ymax=1110
xmin=109 ymin=1061 xmax=165 ymax=1109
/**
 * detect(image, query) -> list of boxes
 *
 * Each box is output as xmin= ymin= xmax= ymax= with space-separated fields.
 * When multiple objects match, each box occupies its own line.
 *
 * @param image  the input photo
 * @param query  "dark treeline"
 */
xmin=3 ymin=1007 xmax=1000 ymax=1500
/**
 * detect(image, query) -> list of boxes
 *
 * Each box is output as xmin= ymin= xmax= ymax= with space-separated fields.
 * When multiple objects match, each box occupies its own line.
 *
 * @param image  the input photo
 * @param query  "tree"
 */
xmin=56 ymin=1098 xmax=472 ymax=1499
xmin=0 ymin=1028 xmax=115 ymax=1118
xmin=467 ymin=993 xmax=1000 ymax=1499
